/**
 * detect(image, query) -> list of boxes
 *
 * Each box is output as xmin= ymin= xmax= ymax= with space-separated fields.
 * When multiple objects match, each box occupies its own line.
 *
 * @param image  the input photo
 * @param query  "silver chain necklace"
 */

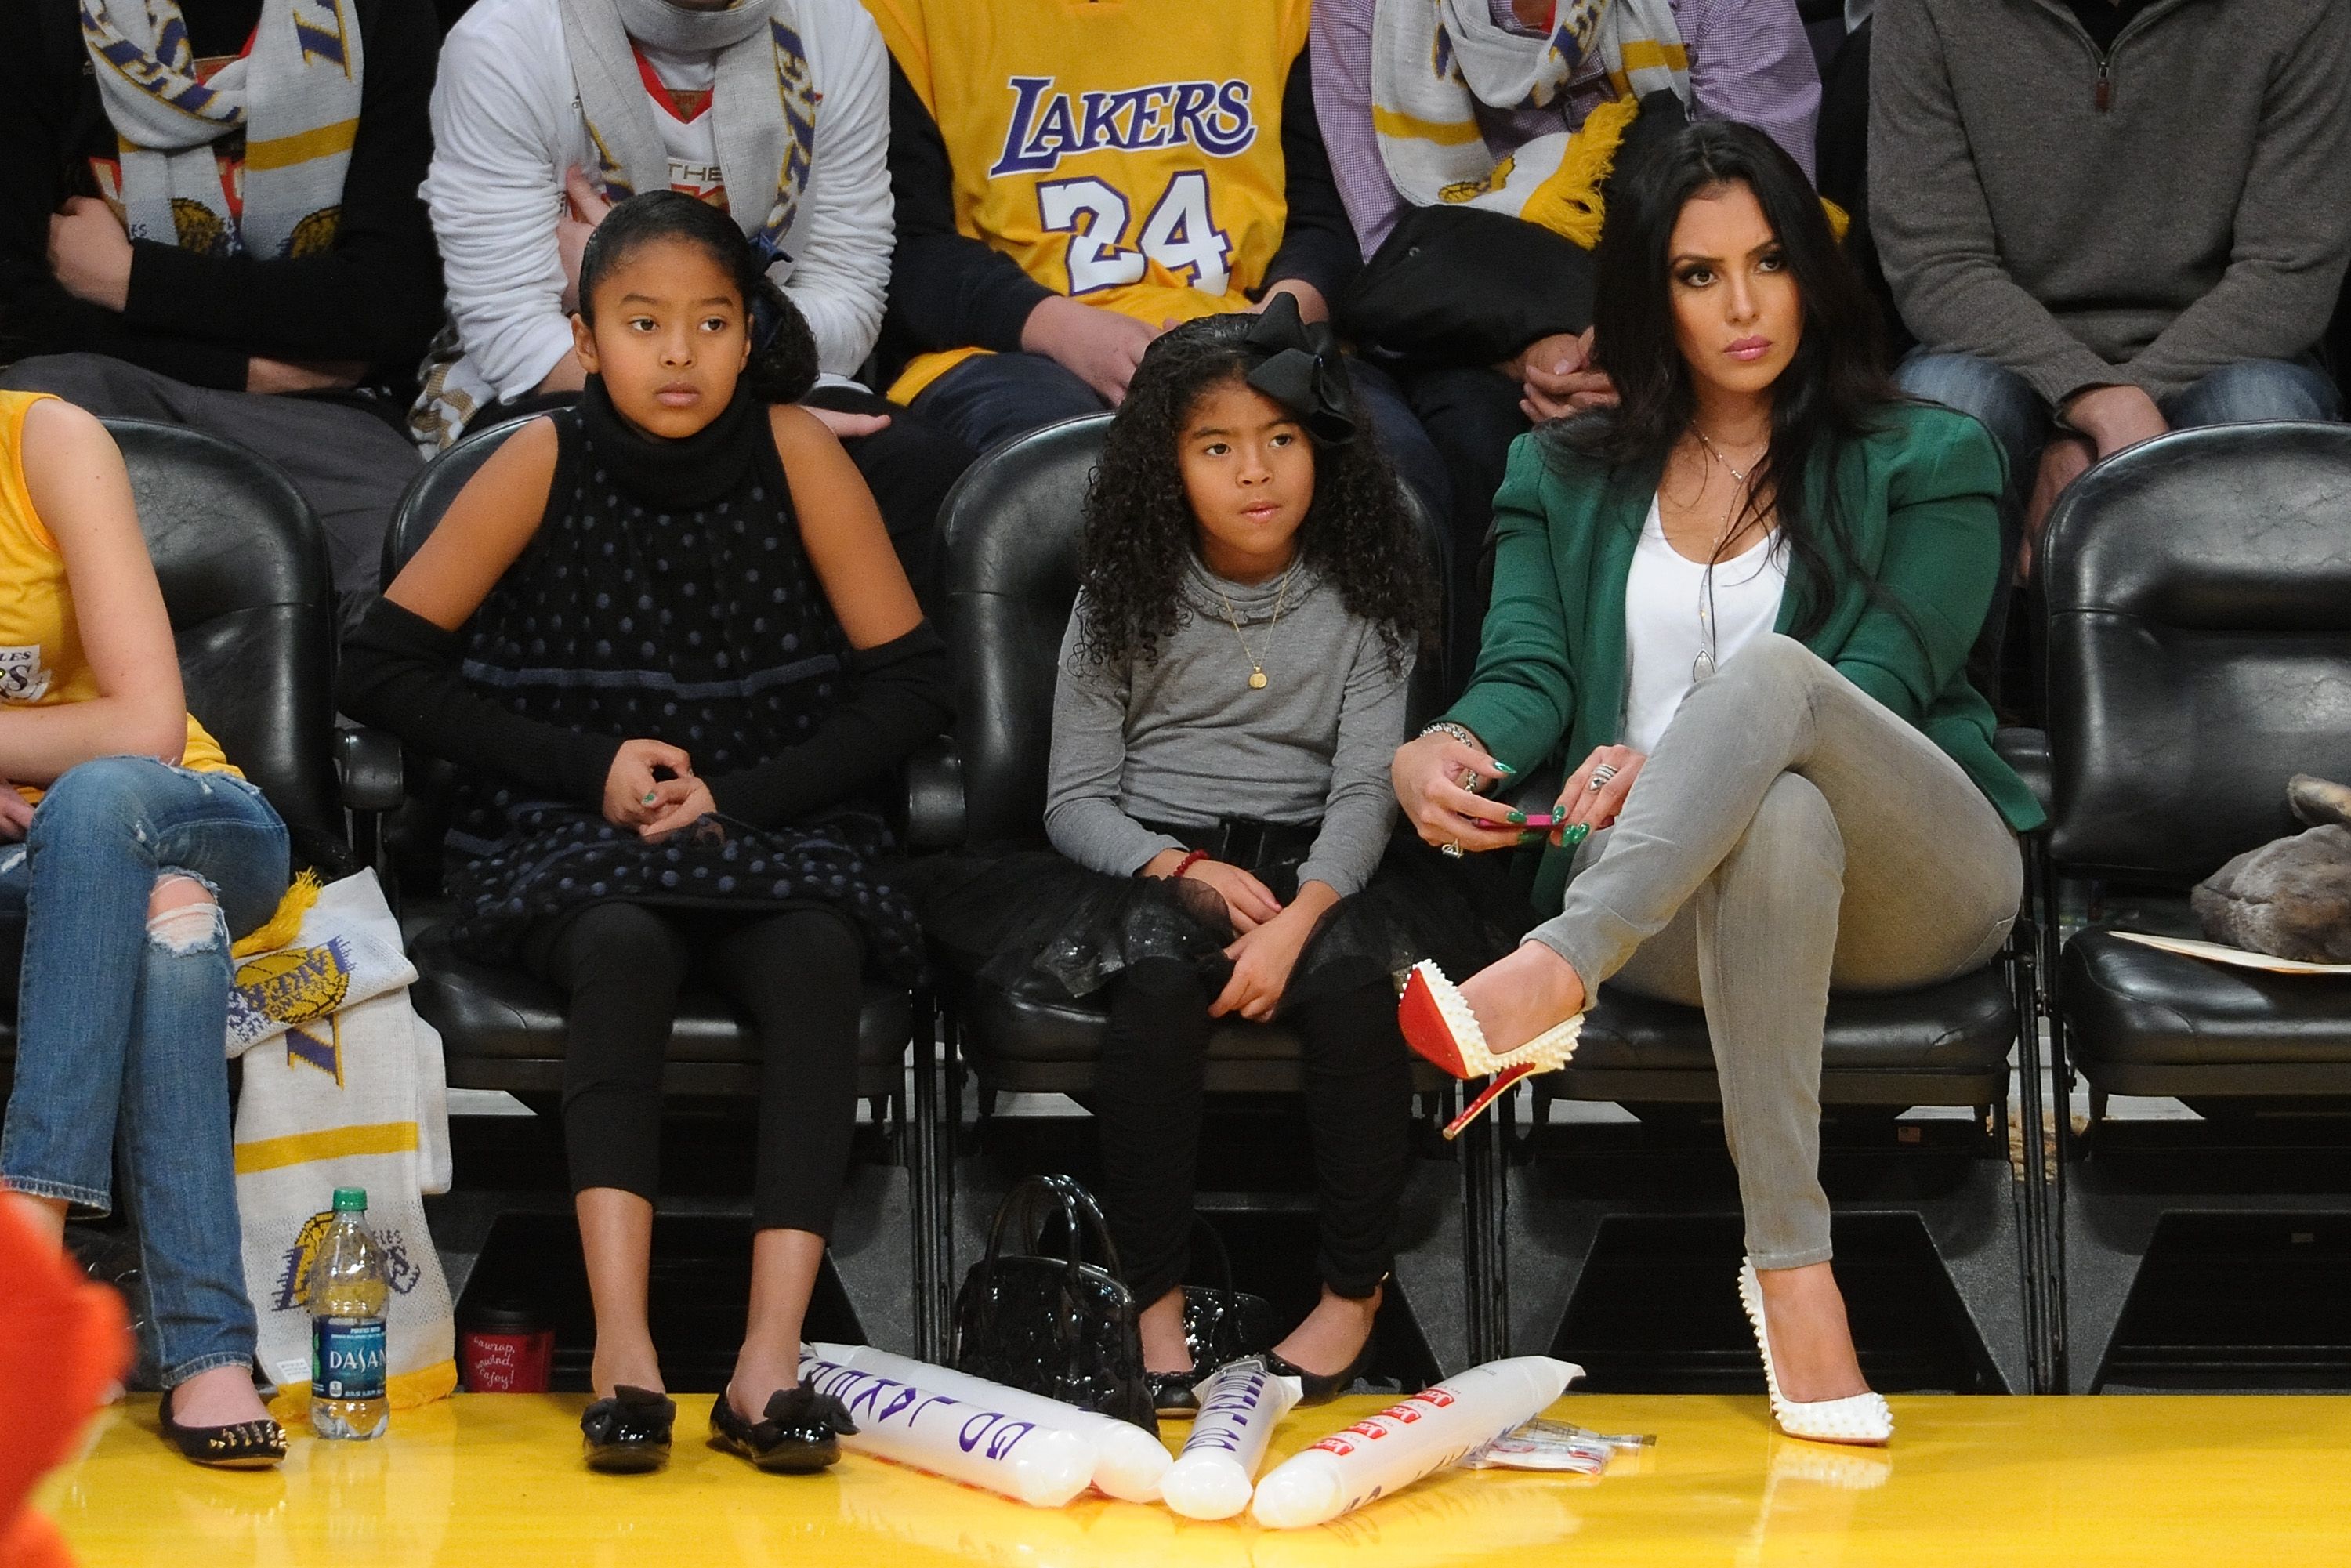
xmin=1687 ymin=426 xmax=1767 ymax=682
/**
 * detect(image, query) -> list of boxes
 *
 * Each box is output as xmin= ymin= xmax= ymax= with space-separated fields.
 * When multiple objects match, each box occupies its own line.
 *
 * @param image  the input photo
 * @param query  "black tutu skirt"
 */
xmin=910 ymin=817 xmax=1534 ymax=1013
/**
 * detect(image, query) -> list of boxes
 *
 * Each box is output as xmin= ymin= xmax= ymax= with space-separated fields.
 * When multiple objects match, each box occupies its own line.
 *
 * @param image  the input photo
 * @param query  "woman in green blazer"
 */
xmin=1392 ymin=124 xmax=2041 ymax=1446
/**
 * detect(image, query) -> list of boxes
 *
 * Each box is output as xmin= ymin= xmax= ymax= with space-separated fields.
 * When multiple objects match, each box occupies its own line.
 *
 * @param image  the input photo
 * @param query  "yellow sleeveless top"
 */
xmin=0 ymin=391 xmax=237 ymax=803
xmin=864 ymin=0 xmax=1309 ymax=402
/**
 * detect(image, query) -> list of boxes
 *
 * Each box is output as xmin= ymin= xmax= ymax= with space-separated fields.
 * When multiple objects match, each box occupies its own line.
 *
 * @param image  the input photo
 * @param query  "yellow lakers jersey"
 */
xmin=0 ymin=391 xmax=237 ymax=802
xmin=864 ymin=0 xmax=1310 ymax=400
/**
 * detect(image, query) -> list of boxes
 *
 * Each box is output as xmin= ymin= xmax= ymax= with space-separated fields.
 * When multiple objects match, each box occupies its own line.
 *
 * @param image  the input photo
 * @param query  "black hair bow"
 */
xmin=1239 ymin=292 xmax=1357 ymax=445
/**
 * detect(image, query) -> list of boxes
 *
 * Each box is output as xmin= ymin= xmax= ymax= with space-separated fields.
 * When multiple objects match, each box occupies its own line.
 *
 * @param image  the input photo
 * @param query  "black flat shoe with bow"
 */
xmin=1262 ymin=1336 xmax=1377 ymax=1406
xmin=158 ymin=1388 xmax=286 ymax=1469
xmin=580 ymin=1385 xmax=676 ymax=1473
xmin=708 ymin=1384 xmax=857 ymax=1473
xmin=1147 ymin=1369 xmax=1201 ymax=1418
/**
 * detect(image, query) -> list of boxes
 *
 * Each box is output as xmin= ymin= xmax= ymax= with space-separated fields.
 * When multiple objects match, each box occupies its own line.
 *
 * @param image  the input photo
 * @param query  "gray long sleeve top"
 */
xmin=1870 ymin=0 xmax=2351 ymax=408
xmin=1044 ymin=559 xmax=1411 ymax=897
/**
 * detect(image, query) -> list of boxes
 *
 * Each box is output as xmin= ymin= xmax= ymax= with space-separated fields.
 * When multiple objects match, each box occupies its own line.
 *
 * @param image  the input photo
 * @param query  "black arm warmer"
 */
xmin=337 ymin=596 xmax=622 ymax=809
xmin=704 ymin=621 xmax=955 ymax=831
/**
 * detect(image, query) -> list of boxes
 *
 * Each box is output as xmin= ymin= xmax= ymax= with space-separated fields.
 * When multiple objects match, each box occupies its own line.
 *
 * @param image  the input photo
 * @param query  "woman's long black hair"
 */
xmin=1556 ymin=120 xmax=1902 ymax=639
xmin=1074 ymin=314 xmax=1438 ymax=673
xmin=575 ymin=190 xmax=820 ymax=405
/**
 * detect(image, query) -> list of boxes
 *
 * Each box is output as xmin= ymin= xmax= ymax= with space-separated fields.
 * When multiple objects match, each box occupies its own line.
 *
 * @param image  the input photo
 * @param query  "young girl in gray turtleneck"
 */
xmin=919 ymin=302 xmax=1520 ymax=1412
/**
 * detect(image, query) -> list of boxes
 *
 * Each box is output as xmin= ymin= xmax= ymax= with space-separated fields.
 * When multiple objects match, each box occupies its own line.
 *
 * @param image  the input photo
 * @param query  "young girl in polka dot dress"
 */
xmin=341 ymin=192 xmax=951 ymax=1476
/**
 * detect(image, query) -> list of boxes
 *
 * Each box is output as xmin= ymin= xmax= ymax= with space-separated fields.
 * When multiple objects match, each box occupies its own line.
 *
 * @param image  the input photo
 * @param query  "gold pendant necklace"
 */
xmin=1213 ymin=558 xmax=1299 ymax=692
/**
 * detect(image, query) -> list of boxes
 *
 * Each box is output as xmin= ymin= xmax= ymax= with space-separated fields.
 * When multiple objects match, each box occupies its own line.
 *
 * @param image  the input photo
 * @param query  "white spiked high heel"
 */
xmin=1396 ymin=959 xmax=1581 ymax=1139
xmin=1736 ymin=1261 xmax=1893 ymax=1446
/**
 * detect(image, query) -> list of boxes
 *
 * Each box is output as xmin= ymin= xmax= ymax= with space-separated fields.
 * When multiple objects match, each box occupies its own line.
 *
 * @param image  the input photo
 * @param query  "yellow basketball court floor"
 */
xmin=40 ymin=1392 xmax=2351 ymax=1566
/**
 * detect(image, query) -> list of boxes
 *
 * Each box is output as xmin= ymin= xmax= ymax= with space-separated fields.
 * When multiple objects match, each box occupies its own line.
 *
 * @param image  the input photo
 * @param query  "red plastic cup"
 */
xmin=459 ymin=1302 xmax=554 ymax=1392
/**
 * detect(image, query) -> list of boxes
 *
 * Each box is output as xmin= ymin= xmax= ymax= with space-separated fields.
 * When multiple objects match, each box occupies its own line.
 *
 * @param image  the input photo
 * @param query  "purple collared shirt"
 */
xmin=1313 ymin=0 xmax=1821 ymax=259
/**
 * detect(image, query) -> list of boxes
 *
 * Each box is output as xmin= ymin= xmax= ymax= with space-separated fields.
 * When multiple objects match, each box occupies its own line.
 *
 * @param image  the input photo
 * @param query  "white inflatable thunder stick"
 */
xmin=1159 ymin=1359 xmax=1302 ymax=1520
xmin=810 ymin=1342 xmax=1171 ymax=1503
xmin=798 ymin=1351 xmax=1099 ymax=1508
xmin=1249 ymin=1356 xmax=1580 ymax=1530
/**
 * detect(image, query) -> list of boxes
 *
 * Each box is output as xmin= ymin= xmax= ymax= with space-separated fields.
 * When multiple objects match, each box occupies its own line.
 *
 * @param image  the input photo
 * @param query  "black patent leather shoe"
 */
xmin=159 ymin=1388 xmax=287 ymax=1469
xmin=708 ymin=1384 xmax=857 ymax=1473
xmin=1147 ymin=1369 xmax=1201 ymax=1418
xmin=1262 ymin=1338 xmax=1376 ymax=1406
xmin=581 ymin=1385 xmax=676 ymax=1473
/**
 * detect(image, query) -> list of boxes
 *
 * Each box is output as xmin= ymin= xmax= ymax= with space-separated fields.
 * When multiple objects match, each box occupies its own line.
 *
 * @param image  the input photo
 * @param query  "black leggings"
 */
xmin=1091 ymin=958 xmax=1412 ymax=1306
xmin=524 ymin=901 xmax=865 ymax=1236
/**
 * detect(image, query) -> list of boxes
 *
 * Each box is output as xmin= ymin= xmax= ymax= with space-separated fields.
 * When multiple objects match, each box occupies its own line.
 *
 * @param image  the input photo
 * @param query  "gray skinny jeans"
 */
xmin=1527 ymin=634 xmax=2020 ymax=1269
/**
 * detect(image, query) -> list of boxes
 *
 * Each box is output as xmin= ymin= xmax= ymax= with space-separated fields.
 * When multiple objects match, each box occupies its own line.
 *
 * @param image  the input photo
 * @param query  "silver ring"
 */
xmin=1588 ymin=762 xmax=1618 ymax=791
xmin=1440 ymin=841 xmax=1465 ymax=860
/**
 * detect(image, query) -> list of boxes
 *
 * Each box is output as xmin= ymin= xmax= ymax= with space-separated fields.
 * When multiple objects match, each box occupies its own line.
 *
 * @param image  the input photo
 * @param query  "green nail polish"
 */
xmin=1506 ymin=809 xmax=1527 ymax=824
xmin=1561 ymin=823 xmax=1591 ymax=847
xmin=1494 ymin=762 xmax=1516 ymax=774
xmin=1518 ymin=830 xmax=1544 ymax=845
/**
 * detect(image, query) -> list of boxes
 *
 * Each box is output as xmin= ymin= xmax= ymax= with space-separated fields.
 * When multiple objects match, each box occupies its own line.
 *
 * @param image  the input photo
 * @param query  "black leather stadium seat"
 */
xmin=121 ymin=418 xmax=346 ymax=871
xmin=1563 ymin=969 xmax=2017 ymax=1106
xmin=2038 ymin=420 xmax=2351 ymax=1389
xmin=1515 ymin=824 xmax=2039 ymax=1390
xmin=1 ymin=421 xmax=343 ymax=1081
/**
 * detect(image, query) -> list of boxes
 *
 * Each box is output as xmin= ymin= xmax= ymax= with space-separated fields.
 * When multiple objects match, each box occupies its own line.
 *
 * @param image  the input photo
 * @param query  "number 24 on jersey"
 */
xmin=1038 ymin=171 xmax=1232 ymax=298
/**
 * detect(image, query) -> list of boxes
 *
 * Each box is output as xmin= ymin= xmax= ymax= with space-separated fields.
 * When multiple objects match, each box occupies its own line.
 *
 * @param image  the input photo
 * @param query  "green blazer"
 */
xmin=1444 ymin=401 xmax=2044 ymax=914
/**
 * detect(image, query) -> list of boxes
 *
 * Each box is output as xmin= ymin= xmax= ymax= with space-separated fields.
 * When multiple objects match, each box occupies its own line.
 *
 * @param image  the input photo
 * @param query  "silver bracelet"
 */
xmin=1420 ymin=719 xmax=1483 ymax=751
xmin=1420 ymin=720 xmax=1492 ymax=795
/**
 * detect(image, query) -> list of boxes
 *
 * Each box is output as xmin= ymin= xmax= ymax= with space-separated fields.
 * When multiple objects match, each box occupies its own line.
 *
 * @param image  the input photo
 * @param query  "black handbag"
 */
xmin=953 ymin=1175 xmax=1157 ymax=1432
xmin=1338 ymin=89 xmax=1690 ymax=370
xmin=1180 ymin=1216 xmax=1281 ymax=1371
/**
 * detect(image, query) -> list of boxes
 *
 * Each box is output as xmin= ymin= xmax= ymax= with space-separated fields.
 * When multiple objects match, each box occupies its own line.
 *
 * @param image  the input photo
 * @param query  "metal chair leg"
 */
xmin=910 ymin=990 xmax=947 ymax=1363
xmin=1460 ymin=1085 xmax=1512 ymax=1364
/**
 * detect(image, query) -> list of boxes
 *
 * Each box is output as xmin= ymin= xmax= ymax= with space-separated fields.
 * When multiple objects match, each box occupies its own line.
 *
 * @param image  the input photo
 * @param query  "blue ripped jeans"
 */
xmin=0 ymin=756 xmax=290 ymax=1388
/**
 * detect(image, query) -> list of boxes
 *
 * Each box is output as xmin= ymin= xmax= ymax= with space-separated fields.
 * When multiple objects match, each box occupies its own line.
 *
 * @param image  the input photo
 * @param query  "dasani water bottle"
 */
xmin=307 ymin=1186 xmax=390 ymax=1439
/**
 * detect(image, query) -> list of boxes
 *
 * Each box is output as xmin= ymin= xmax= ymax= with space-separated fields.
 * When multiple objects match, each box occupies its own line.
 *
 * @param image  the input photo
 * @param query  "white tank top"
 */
xmin=1621 ymin=493 xmax=1788 ymax=756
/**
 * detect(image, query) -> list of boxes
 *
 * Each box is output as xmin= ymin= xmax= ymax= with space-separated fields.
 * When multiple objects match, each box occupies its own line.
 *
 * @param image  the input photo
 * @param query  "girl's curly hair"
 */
xmin=1074 ymin=314 xmax=1439 ymax=675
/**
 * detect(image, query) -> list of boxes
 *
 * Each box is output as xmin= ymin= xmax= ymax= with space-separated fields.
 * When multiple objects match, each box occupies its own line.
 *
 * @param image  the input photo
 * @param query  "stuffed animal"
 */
xmin=2192 ymin=776 xmax=2351 ymax=963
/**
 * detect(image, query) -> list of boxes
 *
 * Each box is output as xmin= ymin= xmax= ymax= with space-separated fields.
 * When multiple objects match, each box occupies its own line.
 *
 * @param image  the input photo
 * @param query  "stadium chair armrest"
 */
xmin=336 ymin=726 xmax=407 ymax=814
xmin=904 ymin=737 xmax=966 ymax=851
xmin=1994 ymin=726 xmax=2052 ymax=819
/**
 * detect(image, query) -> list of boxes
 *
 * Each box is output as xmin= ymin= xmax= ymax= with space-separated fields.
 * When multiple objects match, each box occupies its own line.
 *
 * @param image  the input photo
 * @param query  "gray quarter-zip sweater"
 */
xmin=1869 ymin=0 xmax=2351 ymax=407
xmin=1044 ymin=559 xmax=1411 ymax=896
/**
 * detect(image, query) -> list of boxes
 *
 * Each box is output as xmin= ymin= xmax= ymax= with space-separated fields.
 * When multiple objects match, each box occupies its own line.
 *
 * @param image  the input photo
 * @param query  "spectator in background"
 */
xmin=418 ymin=0 xmax=972 ymax=599
xmin=1875 ymin=0 xmax=2351 ymax=567
xmin=1312 ymin=0 xmax=1820 ymax=681
xmin=0 ymin=0 xmax=444 ymax=602
xmin=866 ymin=0 xmax=1449 ymax=534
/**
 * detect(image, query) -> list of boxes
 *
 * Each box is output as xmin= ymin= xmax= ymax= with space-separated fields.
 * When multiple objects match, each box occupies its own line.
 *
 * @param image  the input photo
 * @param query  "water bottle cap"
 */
xmin=332 ymin=1187 xmax=368 ymax=1211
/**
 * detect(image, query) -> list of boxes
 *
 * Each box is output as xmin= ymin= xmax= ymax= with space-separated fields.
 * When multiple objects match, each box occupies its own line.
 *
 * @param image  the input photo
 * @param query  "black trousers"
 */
xmin=524 ymin=900 xmax=865 ymax=1237
xmin=1090 ymin=957 xmax=1413 ymax=1307
xmin=1397 ymin=364 xmax=1531 ymax=695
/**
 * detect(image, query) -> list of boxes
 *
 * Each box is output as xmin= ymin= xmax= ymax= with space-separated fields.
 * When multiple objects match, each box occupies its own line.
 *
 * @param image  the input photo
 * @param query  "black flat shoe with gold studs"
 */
xmin=158 ymin=1388 xmax=287 ymax=1469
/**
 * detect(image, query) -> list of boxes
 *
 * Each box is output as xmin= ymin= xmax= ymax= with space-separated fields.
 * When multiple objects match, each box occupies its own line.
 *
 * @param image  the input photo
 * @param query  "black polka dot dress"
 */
xmin=442 ymin=387 xmax=922 ymax=983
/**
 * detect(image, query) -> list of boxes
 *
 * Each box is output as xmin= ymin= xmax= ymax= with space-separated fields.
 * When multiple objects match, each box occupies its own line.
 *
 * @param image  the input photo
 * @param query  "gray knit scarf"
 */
xmin=560 ymin=0 xmax=819 ymax=262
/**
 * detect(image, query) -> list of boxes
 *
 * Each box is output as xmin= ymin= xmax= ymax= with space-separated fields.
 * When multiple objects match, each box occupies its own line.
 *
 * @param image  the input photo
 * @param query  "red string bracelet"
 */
xmin=1171 ymin=849 xmax=1211 ymax=879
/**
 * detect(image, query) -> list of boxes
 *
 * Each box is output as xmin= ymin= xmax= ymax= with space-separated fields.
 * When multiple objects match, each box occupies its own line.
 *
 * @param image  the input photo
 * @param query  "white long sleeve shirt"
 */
xmin=422 ymin=0 xmax=891 ymax=408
